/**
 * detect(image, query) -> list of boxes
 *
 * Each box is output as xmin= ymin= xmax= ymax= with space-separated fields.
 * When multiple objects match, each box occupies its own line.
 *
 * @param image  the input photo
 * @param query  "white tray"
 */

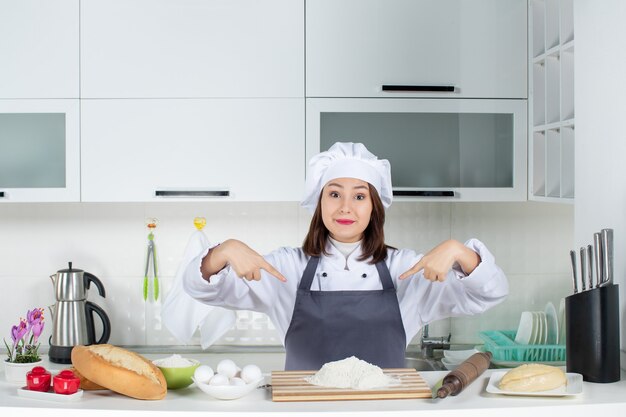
xmin=486 ymin=371 xmax=583 ymax=397
xmin=17 ymin=387 xmax=83 ymax=402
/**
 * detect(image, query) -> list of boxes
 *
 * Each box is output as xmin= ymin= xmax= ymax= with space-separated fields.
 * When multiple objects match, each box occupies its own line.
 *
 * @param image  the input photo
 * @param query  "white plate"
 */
xmin=193 ymin=376 xmax=265 ymax=400
xmin=514 ymin=311 xmax=534 ymax=345
xmin=441 ymin=357 xmax=459 ymax=370
xmin=545 ymin=302 xmax=559 ymax=345
xmin=17 ymin=387 xmax=83 ymax=402
xmin=529 ymin=312 xmax=539 ymax=344
xmin=486 ymin=371 xmax=582 ymax=396
xmin=535 ymin=311 xmax=547 ymax=345
xmin=558 ymin=298 xmax=566 ymax=344
xmin=443 ymin=348 xmax=479 ymax=362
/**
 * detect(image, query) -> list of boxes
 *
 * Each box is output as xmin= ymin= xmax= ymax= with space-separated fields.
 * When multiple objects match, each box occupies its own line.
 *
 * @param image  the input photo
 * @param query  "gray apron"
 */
xmin=283 ymin=256 xmax=407 ymax=370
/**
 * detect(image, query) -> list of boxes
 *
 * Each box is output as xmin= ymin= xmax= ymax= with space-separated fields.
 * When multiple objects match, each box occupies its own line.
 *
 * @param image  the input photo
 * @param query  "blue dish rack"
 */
xmin=479 ymin=330 xmax=566 ymax=362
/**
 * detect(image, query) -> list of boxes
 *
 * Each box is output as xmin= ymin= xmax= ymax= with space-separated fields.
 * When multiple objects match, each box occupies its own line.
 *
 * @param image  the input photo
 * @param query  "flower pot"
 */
xmin=4 ymin=360 xmax=43 ymax=384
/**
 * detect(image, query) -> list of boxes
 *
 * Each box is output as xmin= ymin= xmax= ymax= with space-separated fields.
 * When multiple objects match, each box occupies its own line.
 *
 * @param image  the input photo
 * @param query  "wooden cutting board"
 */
xmin=271 ymin=368 xmax=432 ymax=402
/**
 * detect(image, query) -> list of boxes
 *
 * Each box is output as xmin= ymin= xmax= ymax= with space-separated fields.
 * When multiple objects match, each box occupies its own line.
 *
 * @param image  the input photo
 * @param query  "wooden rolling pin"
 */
xmin=436 ymin=351 xmax=492 ymax=398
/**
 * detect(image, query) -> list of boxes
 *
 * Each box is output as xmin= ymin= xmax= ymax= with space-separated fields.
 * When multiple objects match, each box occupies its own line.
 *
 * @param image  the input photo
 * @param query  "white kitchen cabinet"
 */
xmin=80 ymin=0 xmax=304 ymax=99
xmin=306 ymin=0 xmax=527 ymax=98
xmin=81 ymin=99 xmax=304 ymax=202
xmin=307 ymin=98 xmax=527 ymax=202
xmin=529 ymin=0 xmax=574 ymax=202
xmin=0 ymin=100 xmax=80 ymax=202
xmin=0 ymin=0 xmax=79 ymax=99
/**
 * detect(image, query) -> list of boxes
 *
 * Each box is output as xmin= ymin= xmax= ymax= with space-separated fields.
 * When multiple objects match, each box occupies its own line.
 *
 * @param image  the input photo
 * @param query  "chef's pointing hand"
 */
xmin=399 ymin=240 xmax=481 ymax=282
xmin=201 ymin=239 xmax=287 ymax=282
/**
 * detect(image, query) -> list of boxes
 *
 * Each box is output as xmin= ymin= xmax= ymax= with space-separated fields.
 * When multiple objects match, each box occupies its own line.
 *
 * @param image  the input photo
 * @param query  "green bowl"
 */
xmin=156 ymin=359 xmax=201 ymax=390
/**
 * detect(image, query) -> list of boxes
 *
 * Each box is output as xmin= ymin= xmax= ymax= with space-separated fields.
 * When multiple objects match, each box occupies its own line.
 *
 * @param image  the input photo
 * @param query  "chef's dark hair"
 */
xmin=302 ymin=183 xmax=390 ymax=264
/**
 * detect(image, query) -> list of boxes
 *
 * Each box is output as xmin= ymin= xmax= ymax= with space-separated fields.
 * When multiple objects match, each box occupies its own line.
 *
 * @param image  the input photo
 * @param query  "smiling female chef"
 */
xmin=182 ymin=142 xmax=508 ymax=370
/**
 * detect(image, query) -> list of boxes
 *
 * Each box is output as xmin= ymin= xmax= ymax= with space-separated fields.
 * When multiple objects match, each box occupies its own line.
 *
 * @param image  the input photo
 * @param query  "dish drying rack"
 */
xmin=479 ymin=330 xmax=566 ymax=362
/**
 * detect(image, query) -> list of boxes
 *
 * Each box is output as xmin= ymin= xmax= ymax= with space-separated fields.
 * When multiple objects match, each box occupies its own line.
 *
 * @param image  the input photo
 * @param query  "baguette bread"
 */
xmin=499 ymin=364 xmax=567 ymax=392
xmin=67 ymin=366 xmax=108 ymax=391
xmin=71 ymin=344 xmax=167 ymax=400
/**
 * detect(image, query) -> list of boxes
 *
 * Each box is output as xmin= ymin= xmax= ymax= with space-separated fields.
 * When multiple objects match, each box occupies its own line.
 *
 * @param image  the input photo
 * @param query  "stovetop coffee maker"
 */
xmin=48 ymin=262 xmax=111 ymax=364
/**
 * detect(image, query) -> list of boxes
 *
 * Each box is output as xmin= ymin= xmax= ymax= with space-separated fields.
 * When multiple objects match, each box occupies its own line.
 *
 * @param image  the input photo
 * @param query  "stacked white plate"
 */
xmin=557 ymin=298 xmax=566 ymax=345
xmin=514 ymin=302 xmax=560 ymax=345
xmin=441 ymin=348 xmax=480 ymax=370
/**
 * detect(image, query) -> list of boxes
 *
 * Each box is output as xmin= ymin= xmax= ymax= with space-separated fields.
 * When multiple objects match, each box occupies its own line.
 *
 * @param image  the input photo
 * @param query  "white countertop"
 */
xmin=2 ymin=352 xmax=626 ymax=417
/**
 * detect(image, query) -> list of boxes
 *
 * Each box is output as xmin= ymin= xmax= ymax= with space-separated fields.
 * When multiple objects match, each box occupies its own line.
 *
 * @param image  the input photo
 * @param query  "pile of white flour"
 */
xmin=306 ymin=356 xmax=396 ymax=390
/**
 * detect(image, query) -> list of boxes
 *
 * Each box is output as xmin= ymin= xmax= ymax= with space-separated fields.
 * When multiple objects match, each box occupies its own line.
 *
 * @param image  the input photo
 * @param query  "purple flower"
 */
xmin=25 ymin=308 xmax=45 ymax=344
xmin=11 ymin=319 xmax=28 ymax=347
xmin=27 ymin=308 xmax=43 ymax=326
xmin=31 ymin=319 xmax=45 ymax=344
xmin=6 ymin=308 xmax=46 ymax=363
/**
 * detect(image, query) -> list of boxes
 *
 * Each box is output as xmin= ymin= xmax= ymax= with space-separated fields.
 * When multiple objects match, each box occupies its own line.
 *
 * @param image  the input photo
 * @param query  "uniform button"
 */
xmin=321 ymin=272 xmax=327 ymax=277
xmin=361 ymin=273 xmax=367 ymax=278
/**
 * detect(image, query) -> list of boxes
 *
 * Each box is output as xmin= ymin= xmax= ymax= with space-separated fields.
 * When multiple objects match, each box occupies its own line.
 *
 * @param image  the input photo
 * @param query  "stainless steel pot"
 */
xmin=48 ymin=262 xmax=111 ymax=364
xmin=50 ymin=261 xmax=106 ymax=301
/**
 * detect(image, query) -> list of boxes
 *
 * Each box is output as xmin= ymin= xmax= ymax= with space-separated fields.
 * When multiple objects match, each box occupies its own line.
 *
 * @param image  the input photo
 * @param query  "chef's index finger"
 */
xmin=261 ymin=259 xmax=287 ymax=282
xmin=399 ymin=258 xmax=424 ymax=280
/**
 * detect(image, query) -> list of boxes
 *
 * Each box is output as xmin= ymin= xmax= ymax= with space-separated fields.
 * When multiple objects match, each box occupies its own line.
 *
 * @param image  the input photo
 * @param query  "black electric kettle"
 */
xmin=48 ymin=262 xmax=111 ymax=364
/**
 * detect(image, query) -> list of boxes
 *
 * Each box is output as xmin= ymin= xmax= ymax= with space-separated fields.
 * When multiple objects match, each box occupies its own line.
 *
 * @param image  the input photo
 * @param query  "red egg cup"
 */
xmin=53 ymin=370 xmax=81 ymax=395
xmin=26 ymin=366 xmax=52 ymax=392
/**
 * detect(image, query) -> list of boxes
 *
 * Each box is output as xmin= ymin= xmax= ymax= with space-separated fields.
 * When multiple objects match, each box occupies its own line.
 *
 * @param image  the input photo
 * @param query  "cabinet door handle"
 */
xmin=154 ymin=190 xmax=230 ymax=197
xmin=393 ymin=190 xmax=455 ymax=197
xmin=382 ymin=85 xmax=455 ymax=92
xmin=0 ymin=191 xmax=5 ymax=198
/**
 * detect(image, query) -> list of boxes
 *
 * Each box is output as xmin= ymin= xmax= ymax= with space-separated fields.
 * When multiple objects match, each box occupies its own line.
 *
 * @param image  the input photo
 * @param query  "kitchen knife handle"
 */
xmin=594 ymin=232 xmax=603 ymax=288
xmin=382 ymin=85 xmax=455 ymax=92
xmin=393 ymin=190 xmax=455 ymax=197
xmin=601 ymin=228 xmax=614 ymax=286
xmin=587 ymin=244 xmax=594 ymax=289
xmin=579 ymin=247 xmax=587 ymax=291
xmin=569 ymin=250 xmax=578 ymax=293
xmin=155 ymin=190 xmax=230 ymax=197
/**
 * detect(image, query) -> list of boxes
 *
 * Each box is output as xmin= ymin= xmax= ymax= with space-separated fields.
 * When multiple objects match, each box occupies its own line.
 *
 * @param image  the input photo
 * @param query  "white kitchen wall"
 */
xmin=575 ymin=0 xmax=626 ymax=369
xmin=0 ymin=201 xmax=573 ymax=349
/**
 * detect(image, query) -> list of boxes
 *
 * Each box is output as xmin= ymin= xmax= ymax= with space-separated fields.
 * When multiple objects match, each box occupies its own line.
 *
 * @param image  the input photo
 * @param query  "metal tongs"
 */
xmin=144 ymin=218 xmax=159 ymax=301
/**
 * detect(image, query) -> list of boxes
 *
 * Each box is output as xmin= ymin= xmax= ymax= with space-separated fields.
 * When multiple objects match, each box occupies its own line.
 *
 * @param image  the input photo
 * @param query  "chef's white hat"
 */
xmin=301 ymin=142 xmax=392 ymax=213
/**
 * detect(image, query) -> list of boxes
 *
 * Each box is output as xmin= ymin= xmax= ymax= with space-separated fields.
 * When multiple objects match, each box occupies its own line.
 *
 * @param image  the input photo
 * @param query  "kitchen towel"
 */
xmin=162 ymin=231 xmax=236 ymax=348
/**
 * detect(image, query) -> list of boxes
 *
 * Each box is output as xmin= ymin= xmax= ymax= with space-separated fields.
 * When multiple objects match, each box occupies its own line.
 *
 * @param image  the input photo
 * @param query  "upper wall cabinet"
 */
xmin=0 ymin=0 xmax=79 ymax=98
xmin=81 ymin=99 xmax=304 ymax=202
xmin=306 ymin=0 xmax=527 ymax=98
xmin=307 ymin=98 xmax=527 ymax=201
xmin=0 ymin=100 xmax=80 ymax=202
xmin=80 ymin=0 xmax=304 ymax=98
xmin=529 ymin=0 xmax=574 ymax=203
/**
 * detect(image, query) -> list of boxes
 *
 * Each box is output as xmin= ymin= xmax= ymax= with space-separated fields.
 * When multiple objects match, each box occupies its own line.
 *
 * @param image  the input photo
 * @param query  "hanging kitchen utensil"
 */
xmin=144 ymin=218 xmax=159 ymax=301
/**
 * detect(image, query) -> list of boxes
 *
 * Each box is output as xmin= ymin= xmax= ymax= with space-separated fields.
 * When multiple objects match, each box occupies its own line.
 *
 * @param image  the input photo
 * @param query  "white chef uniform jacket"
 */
xmin=183 ymin=238 xmax=508 ymax=346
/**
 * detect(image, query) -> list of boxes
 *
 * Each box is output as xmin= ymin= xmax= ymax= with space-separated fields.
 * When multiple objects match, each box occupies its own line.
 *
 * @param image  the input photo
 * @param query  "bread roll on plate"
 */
xmin=71 ymin=344 xmax=167 ymax=400
xmin=499 ymin=364 xmax=567 ymax=392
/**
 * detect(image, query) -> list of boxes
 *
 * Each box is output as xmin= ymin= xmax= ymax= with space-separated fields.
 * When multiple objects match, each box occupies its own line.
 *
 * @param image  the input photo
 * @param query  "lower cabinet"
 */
xmin=80 ymin=99 xmax=304 ymax=202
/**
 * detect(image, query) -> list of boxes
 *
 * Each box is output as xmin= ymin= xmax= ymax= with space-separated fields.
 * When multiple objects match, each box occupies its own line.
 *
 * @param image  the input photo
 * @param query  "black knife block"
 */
xmin=565 ymin=284 xmax=620 ymax=383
